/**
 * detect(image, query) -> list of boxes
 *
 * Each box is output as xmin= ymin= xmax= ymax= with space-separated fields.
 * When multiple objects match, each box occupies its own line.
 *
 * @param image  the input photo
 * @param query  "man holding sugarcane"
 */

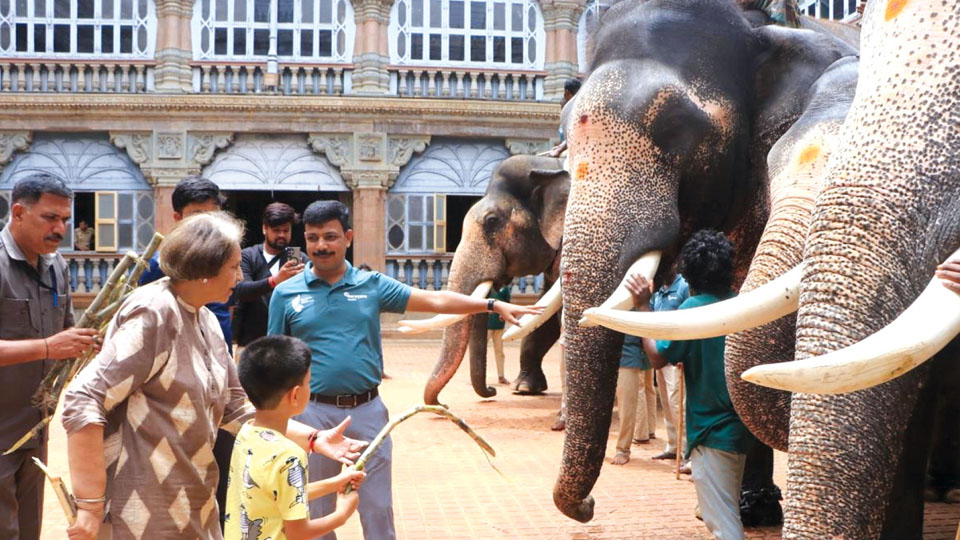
xmin=268 ymin=200 xmax=541 ymax=540
xmin=0 ymin=174 xmax=100 ymax=540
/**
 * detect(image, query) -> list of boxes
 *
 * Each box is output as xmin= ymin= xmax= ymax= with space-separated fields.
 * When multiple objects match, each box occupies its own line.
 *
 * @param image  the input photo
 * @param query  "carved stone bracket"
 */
xmin=189 ymin=132 xmax=234 ymax=166
xmin=0 ymin=131 xmax=31 ymax=166
xmin=505 ymin=138 xmax=552 ymax=156
xmin=156 ymin=132 xmax=185 ymax=159
xmin=110 ymin=131 xmax=152 ymax=165
xmin=387 ymin=135 xmax=431 ymax=169
xmin=308 ymin=133 xmax=353 ymax=168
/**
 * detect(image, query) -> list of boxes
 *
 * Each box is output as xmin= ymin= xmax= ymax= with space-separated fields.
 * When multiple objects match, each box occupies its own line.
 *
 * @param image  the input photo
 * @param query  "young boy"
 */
xmin=226 ymin=335 xmax=366 ymax=540
xmin=630 ymin=230 xmax=755 ymax=540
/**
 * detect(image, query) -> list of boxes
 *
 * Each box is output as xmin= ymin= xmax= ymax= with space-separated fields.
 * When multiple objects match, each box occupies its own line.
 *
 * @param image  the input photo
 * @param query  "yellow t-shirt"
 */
xmin=224 ymin=423 xmax=309 ymax=540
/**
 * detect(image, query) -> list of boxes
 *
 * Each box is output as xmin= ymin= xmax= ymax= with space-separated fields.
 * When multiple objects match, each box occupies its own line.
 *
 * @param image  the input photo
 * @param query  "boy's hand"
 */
xmin=336 ymin=490 xmax=360 ymax=517
xmin=336 ymin=468 xmax=367 ymax=493
xmin=313 ymin=417 xmax=368 ymax=465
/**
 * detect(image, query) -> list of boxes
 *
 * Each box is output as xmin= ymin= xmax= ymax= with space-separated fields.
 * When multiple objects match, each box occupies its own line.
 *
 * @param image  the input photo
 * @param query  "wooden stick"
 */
xmin=32 ymin=457 xmax=77 ymax=524
xmin=344 ymin=405 xmax=495 ymax=494
xmin=675 ymin=368 xmax=685 ymax=480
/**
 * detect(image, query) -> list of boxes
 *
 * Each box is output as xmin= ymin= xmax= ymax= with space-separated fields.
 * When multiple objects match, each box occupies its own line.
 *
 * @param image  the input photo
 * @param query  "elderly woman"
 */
xmin=63 ymin=212 xmax=365 ymax=540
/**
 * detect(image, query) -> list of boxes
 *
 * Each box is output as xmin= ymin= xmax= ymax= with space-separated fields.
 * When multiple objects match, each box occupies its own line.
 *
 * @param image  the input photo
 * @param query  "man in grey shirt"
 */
xmin=0 ymin=174 xmax=99 ymax=540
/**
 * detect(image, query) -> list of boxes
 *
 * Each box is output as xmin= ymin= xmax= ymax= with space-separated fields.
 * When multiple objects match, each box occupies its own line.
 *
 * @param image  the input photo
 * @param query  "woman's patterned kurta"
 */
xmin=63 ymin=278 xmax=254 ymax=540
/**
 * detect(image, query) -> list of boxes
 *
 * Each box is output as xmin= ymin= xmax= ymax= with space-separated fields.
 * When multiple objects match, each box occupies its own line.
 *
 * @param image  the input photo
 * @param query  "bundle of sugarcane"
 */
xmin=3 ymin=233 xmax=164 ymax=456
xmin=342 ymin=405 xmax=497 ymax=495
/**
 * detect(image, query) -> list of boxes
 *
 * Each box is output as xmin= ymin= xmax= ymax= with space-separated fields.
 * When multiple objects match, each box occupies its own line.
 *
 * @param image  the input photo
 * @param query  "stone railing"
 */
xmin=0 ymin=60 xmax=154 ymax=93
xmin=799 ymin=0 xmax=860 ymax=21
xmin=388 ymin=67 xmax=544 ymax=101
xmin=64 ymin=253 xmax=129 ymax=294
xmin=385 ymin=254 xmax=544 ymax=295
xmin=192 ymin=63 xmax=353 ymax=95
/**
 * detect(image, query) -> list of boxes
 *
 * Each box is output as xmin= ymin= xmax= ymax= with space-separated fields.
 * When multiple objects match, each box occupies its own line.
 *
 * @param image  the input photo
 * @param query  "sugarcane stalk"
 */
xmin=343 ymin=405 xmax=495 ymax=494
xmin=76 ymin=251 xmax=139 ymax=329
xmin=32 ymin=457 xmax=77 ymax=524
xmin=2 ymin=416 xmax=52 ymax=456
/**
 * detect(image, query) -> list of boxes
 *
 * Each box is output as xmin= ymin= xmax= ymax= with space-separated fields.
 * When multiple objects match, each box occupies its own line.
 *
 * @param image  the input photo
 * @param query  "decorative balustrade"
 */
xmin=0 ymin=60 xmax=154 ymax=93
xmin=63 ymin=253 xmax=129 ymax=294
xmin=385 ymin=254 xmax=544 ymax=295
xmin=799 ymin=0 xmax=860 ymax=21
xmin=389 ymin=67 xmax=544 ymax=101
xmin=192 ymin=63 xmax=352 ymax=95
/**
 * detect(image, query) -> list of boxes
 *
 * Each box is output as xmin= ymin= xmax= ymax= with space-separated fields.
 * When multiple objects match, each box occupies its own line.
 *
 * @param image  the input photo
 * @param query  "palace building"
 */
xmin=0 ymin=0 xmax=856 ymax=306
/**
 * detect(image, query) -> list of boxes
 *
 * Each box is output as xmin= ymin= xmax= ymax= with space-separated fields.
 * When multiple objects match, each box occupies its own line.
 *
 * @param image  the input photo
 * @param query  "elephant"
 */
xmin=413 ymin=154 xmax=569 ymax=406
xmin=551 ymin=0 xmax=859 ymax=526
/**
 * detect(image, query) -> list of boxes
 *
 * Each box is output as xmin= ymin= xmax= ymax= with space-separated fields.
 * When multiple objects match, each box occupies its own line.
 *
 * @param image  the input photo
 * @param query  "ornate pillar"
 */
xmin=308 ymin=133 xmax=429 ymax=271
xmin=541 ymin=0 xmax=584 ymax=101
xmin=351 ymin=0 xmax=392 ymax=94
xmin=154 ymin=0 xmax=194 ymax=92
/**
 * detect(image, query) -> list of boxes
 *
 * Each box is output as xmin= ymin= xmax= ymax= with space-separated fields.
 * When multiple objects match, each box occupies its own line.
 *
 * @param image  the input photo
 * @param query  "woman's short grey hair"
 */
xmin=160 ymin=211 xmax=244 ymax=281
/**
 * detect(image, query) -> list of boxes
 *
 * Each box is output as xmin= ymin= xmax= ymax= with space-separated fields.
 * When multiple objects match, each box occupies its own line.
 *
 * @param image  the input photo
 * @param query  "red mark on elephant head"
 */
xmin=579 ymin=115 xmax=588 ymax=124
xmin=885 ymin=0 xmax=907 ymax=20
xmin=575 ymin=161 xmax=589 ymax=180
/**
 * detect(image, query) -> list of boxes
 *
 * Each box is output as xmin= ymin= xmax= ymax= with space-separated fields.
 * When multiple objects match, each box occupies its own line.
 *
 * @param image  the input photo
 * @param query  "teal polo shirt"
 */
xmin=267 ymin=262 xmax=412 ymax=396
xmin=655 ymin=292 xmax=754 ymax=459
xmin=651 ymin=274 xmax=689 ymax=313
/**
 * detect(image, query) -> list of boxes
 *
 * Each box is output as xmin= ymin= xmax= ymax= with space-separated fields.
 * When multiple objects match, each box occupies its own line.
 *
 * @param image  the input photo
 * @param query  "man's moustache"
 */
xmin=313 ymin=251 xmax=334 ymax=257
xmin=45 ymin=234 xmax=63 ymax=242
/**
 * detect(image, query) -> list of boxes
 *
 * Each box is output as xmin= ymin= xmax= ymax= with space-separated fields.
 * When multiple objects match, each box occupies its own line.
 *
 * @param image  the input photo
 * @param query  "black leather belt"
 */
xmin=310 ymin=387 xmax=378 ymax=408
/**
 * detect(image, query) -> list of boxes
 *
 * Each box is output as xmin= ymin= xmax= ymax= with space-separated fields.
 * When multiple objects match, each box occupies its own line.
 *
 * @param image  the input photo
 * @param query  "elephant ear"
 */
xmin=529 ymin=167 xmax=569 ymax=250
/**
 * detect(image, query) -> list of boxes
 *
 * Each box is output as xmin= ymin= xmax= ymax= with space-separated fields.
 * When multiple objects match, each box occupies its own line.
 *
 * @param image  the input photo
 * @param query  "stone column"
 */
xmin=541 ymin=0 xmax=584 ymax=101
xmin=351 ymin=0 xmax=392 ymax=94
xmin=349 ymin=177 xmax=390 ymax=270
xmin=154 ymin=0 xmax=194 ymax=92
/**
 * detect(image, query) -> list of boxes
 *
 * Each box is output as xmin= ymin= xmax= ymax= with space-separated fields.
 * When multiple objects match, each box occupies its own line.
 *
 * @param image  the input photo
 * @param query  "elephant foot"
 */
xmin=740 ymin=486 xmax=783 ymax=527
xmin=512 ymin=369 xmax=548 ymax=395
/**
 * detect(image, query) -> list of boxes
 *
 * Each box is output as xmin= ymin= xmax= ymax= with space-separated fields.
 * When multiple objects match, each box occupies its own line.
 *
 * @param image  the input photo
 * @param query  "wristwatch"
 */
xmin=487 ymin=299 xmax=496 ymax=312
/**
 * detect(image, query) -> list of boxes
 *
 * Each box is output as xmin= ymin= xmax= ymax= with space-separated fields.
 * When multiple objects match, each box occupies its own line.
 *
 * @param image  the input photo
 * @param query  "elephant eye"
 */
xmin=483 ymin=213 xmax=501 ymax=231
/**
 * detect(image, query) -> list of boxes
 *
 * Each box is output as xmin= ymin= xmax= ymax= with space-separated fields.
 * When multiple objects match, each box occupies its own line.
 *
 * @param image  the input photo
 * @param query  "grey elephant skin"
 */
xmin=423 ymin=155 xmax=568 ymax=405
xmin=765 ymin=2 xmax=960 ymax=539
xmin=553 ymin=0 xmax=858 ymax=528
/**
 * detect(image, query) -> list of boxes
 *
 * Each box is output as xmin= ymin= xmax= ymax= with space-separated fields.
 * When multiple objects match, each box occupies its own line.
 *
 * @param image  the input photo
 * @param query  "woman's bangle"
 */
xmin=74 ymin=495 xmax=107 ymax=504
xmin=307 ymin=430 xmax=320 ymax=453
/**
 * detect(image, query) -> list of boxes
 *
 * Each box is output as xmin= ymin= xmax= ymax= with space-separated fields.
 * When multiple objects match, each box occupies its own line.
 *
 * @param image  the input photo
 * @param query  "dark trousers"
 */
xmin=214 ymin=429 xmax=236 ymax=528
xmin=0 ymin=443 xmax=46 ymax=540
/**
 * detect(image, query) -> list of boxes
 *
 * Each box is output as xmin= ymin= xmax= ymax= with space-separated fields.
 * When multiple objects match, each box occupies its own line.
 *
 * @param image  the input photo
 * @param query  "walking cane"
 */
xmin=675 ymin=368 xmax=685 ymax=480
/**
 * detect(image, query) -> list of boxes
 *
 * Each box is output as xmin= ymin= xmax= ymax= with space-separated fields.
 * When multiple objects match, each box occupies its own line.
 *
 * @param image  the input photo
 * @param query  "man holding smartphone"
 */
xmin=233 ymin=202 xmax=308 ymax=350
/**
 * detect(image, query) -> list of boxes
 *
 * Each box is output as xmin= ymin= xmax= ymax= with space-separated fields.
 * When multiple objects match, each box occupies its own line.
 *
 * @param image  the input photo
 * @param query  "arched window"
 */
xmin=576 ymin=0 xmax=609 ymax=74
xmin=192 ymin=0 xmax=355 ymax=63
xmin=0 ymin=0 xmax=155 ymax=58
xmin=389 ymin=0 xmax=544 ymax=70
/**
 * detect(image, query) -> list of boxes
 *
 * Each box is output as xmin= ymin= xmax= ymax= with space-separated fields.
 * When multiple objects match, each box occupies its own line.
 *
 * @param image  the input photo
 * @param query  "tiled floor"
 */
xmin=40 ymin=339 xmax=960 ymax=539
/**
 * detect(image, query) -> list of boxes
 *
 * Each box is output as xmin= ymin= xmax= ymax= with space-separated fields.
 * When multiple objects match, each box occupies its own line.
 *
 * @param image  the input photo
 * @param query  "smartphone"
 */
xmin=285 ymin=246 xmax=301 ymax=264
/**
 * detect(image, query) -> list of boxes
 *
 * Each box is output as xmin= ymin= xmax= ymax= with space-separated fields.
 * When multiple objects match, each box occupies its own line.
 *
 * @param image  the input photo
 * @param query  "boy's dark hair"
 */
xmin=678 ymin=229 xmax=734 ymax=296
xmin=262 ymin=202 xmax=300 ymax=227
xmin=12 ymin=174 xmax=73 ymax=204
xmin=238 ymin=335 xmax=312 ymax=410
xmin=171 ymin=175 xmax=225 ymax=213
xmin=564 ymin=78 xmax=582 ymax=96
xmin=303 ymin=200 xmax=351 ymax=231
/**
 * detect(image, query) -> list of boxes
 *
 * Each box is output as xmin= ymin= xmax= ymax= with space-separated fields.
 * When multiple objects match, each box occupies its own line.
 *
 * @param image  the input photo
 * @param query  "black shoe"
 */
xmin=740 ymin=486 xmax=783 ymax=527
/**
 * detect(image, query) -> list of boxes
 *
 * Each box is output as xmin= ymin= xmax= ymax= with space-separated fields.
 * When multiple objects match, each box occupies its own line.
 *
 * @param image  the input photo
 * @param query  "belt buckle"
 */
xmin=335 ymin=394 xmax=357 ymax=408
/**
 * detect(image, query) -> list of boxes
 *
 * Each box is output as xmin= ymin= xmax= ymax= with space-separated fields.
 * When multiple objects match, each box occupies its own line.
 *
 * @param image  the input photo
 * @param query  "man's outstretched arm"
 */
xmin=405 ymin=289 xmax=542 ymax=326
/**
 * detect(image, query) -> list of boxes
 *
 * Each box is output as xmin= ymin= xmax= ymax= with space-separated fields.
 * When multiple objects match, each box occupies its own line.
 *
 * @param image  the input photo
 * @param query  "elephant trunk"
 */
xmin=424 ymin=316 xmax=473 ymax=405
xmin=467 ymin=314 xmax=494 ymax=398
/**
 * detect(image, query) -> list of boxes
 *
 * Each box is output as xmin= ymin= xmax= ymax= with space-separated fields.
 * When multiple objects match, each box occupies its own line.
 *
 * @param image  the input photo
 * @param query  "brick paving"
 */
xmin=40 ymin=339 xmax=960 ymax=539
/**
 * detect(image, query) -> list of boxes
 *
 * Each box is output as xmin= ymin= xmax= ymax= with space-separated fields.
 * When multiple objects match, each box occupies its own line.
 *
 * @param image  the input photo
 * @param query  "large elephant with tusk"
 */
xmin=586 ymin=1 xmax=960 ymax=538
xmin=408 ymin=155 xmax=569 ymax=405
xmin=552 ymin=0 xmax=859 ymax=526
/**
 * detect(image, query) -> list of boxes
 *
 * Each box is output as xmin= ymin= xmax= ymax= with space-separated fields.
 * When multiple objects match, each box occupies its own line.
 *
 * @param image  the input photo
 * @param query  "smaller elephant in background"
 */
xmin=417 ymin=154 xmax=569 ymax=406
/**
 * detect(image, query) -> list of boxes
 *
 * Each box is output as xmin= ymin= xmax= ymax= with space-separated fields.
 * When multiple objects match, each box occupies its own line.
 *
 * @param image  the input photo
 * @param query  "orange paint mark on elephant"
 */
xmin=885 ymin=0 xmax=908 ymax=20
xmin=798 ymin=145 xmax=821 ymax=166
xmin=575 ymin=161 xmax=589 ymax=180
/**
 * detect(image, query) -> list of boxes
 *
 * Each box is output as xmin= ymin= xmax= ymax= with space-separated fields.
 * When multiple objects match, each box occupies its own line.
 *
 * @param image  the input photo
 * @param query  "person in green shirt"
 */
xmin=630 ymin=230 xmax=754 ymax=540
xmin=488 ymin=285 xmax=512 ymax=384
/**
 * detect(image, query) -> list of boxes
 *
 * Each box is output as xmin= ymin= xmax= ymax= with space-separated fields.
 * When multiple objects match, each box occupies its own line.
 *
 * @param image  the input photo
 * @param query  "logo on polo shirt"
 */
xmin=344 ymin=292 xmax=368 ymax=302
xmin=292 ymin=294 xmax=315 ymax=313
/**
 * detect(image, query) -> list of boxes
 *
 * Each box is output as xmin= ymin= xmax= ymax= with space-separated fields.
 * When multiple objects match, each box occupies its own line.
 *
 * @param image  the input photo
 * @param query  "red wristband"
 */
xmin=268 ymin=276 xmax=277 ymax=288
xmin=307 ymin=430 xmax=319 ymax=453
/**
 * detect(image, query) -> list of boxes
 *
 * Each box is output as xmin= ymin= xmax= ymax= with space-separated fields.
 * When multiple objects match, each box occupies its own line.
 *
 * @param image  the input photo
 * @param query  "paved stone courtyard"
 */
xmin=40 ymin=339 xmax=960 ymax=539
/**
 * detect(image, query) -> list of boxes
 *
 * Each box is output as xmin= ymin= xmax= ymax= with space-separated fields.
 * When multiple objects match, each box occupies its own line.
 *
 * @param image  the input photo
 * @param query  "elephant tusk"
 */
xmin=503 ymin=279 xmax=563 ymax=342
xmin=581 ymin=265 xmax=802 ymax=338
xmin=742 ymin=257 xmax=960 ymax=395
xmin=397 ymin=281 xmax=494 ymax=334
xmin=579 ymin=251 xmax=662 ymax=327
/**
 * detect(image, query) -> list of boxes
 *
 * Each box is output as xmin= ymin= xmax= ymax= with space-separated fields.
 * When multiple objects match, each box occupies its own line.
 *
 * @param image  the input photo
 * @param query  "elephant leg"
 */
xmin=513 ymin=311 xmax=561 ymax=395
xmin=739 ymin=442 xmax=782 ymax=527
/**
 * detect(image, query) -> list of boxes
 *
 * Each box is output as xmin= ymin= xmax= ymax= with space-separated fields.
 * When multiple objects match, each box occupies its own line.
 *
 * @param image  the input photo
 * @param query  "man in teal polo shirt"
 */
xmin=632 ymin=230 xmax=754 ymax=540
xmin=268 ymin=201 xmax=540 ymax=540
